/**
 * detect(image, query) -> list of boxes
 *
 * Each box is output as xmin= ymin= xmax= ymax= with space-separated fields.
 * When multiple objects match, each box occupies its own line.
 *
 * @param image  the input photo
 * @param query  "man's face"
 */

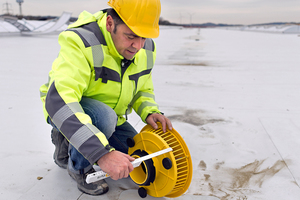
xmin=107 ymin=16 xmax=146 ymax=60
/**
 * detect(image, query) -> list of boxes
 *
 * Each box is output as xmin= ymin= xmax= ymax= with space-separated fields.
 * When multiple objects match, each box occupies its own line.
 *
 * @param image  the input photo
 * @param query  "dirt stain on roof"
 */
xmin=193 ymin=159 xmax=289 ymax=199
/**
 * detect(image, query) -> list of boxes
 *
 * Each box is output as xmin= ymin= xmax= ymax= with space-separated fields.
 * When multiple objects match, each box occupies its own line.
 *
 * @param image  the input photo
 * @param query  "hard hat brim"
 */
xmin=128 ymin=23 xmax=160 ymax=39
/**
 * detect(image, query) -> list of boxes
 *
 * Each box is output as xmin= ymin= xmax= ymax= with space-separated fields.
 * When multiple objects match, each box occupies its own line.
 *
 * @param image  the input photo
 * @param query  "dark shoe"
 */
xmin=51 ymin=128 xmax=69 ymax=169
xmin=68 ymin=167 xmax=109 ymax=195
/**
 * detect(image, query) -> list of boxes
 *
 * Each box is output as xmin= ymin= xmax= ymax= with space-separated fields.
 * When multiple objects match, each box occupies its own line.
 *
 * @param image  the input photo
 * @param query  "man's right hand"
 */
xmin=97 ymin=150 xmax=135 ymax=180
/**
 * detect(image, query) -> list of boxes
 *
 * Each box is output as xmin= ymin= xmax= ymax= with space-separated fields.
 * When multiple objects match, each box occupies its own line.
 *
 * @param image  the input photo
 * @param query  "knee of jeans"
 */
xmin=101 ymin=111 xmax=118 ymax=138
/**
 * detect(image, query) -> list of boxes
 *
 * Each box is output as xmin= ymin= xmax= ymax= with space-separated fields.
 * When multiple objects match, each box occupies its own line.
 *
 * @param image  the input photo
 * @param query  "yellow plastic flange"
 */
xmin=128 ymin=123 xmax=193 ymax=198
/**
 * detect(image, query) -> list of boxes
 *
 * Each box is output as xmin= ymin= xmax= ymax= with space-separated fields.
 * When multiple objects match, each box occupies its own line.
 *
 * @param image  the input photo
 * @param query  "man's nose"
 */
xmin=132 ymin=37 xmax=145 ymax=50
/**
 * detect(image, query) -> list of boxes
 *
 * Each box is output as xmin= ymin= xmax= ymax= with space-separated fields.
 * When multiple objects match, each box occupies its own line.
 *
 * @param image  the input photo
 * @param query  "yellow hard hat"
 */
xmin=107 ymin=0 xmax=161 ymax=38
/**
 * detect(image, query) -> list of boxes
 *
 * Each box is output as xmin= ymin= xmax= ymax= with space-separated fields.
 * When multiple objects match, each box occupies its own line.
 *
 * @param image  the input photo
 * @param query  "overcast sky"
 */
xmin=3 ymin=0 xmax=300 ymax=25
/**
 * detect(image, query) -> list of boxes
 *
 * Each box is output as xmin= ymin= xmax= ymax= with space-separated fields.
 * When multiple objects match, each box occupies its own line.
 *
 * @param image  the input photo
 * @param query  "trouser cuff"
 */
xmin=67 ymin=156 xmax=93 ymax=174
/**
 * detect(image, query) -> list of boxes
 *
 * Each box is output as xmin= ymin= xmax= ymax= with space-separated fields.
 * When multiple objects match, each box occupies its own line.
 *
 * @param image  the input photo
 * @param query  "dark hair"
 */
xmin=107 ymin=8 xmax=125 ymax=34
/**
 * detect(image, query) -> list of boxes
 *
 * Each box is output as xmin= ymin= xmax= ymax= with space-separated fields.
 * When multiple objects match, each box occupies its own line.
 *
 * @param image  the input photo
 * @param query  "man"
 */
xmin=40 ymin=0 xmax=172 ymax=196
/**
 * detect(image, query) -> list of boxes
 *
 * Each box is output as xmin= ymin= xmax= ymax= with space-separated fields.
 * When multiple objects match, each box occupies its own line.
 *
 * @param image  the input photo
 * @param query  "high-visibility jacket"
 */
xmin=39 ymin=10 xmax=161 ymax=165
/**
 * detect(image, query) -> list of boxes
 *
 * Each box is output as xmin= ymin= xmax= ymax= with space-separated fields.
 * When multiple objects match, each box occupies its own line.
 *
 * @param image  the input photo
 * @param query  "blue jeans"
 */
xmin=49 ymin=97 xmax=138 ymax=174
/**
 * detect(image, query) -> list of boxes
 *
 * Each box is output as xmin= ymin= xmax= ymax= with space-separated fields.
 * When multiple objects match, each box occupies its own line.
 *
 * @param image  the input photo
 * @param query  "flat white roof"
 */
xmin=1 ymin=27 xmax=300 ymax=200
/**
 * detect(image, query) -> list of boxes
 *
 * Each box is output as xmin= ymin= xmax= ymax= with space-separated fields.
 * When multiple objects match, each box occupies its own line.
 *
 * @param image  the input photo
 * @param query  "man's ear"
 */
xmin=106 ymin=15 xmax=114 ymax=33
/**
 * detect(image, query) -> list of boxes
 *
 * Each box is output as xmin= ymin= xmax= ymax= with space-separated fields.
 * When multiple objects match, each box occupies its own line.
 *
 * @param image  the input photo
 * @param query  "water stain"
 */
xmin=198 ymin=160 xmax=207 ymax=171
xmin=167 ymin=109 xmax=225 ymax=126
xmin=204 ymin=174 xmax=210 ymax=181
xmin=192 ymin=159 xmax=288 ymax=199
xmin=174 ymin=62 xmax=208 ymax=66
xmin=229 ymin=159 xmax=286 ymax=188
xmin=215 ymin=161 xmax=225 ymax=170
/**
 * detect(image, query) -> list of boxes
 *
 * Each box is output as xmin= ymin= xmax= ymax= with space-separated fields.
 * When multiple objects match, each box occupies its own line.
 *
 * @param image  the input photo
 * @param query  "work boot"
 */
xmin=51 ymin=128 xmax=69 ymax=169
xmin=68 ymin=167 xmax=109 ymax=195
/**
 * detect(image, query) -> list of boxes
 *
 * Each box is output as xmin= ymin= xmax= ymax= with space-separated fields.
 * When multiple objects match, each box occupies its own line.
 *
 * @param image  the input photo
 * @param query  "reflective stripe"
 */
xmin=143 ymin=39 xmax=154 ymax=51
xmin=45 ymin=81 xmax=49 ymax=88
xmin=40 ymin=91 xmax=47 ymax=97
xmin=86 ymin=123 xmax=101 ymax=134
xmin=146 ymin=50 xmax=154 ymax=70
xmin=143 ymin=39 xmax=154 ymax=70
xmin=126 ymin=92 xmax=155 ymax=116
xmin=70 ymin=124 xmax=95 ymax=149
xmin=131 ymin=91 xmax=155 ymax=106
xmin=52 ymin=102 xmax=84 ymax=129
xmin=81 ymin=22 xmax=107 ymax=45
xmin=68 ymin=102 xmax=85 ymax=113
xmin=92 ymin=45 xmax=104 ymax=68
xmin=52 ymin=105 xmax=74 ymax=129
xmin=137 ymin=102 xmax=159 ymax=116
xmin=69 ymin=27 xmax=101 ymax=46
xmin=40 ymin=78 xmax=50 ymax=98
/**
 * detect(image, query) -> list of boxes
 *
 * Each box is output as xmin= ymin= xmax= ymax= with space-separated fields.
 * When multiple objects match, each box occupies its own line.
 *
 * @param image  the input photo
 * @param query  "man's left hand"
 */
xmin=146 ymin=113 xmax=173 ymax=132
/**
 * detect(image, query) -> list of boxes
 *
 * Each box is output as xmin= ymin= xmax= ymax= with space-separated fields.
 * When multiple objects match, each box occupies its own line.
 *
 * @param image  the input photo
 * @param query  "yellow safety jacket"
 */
xmin=39 ymin=10 xmax=161 ymax=164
